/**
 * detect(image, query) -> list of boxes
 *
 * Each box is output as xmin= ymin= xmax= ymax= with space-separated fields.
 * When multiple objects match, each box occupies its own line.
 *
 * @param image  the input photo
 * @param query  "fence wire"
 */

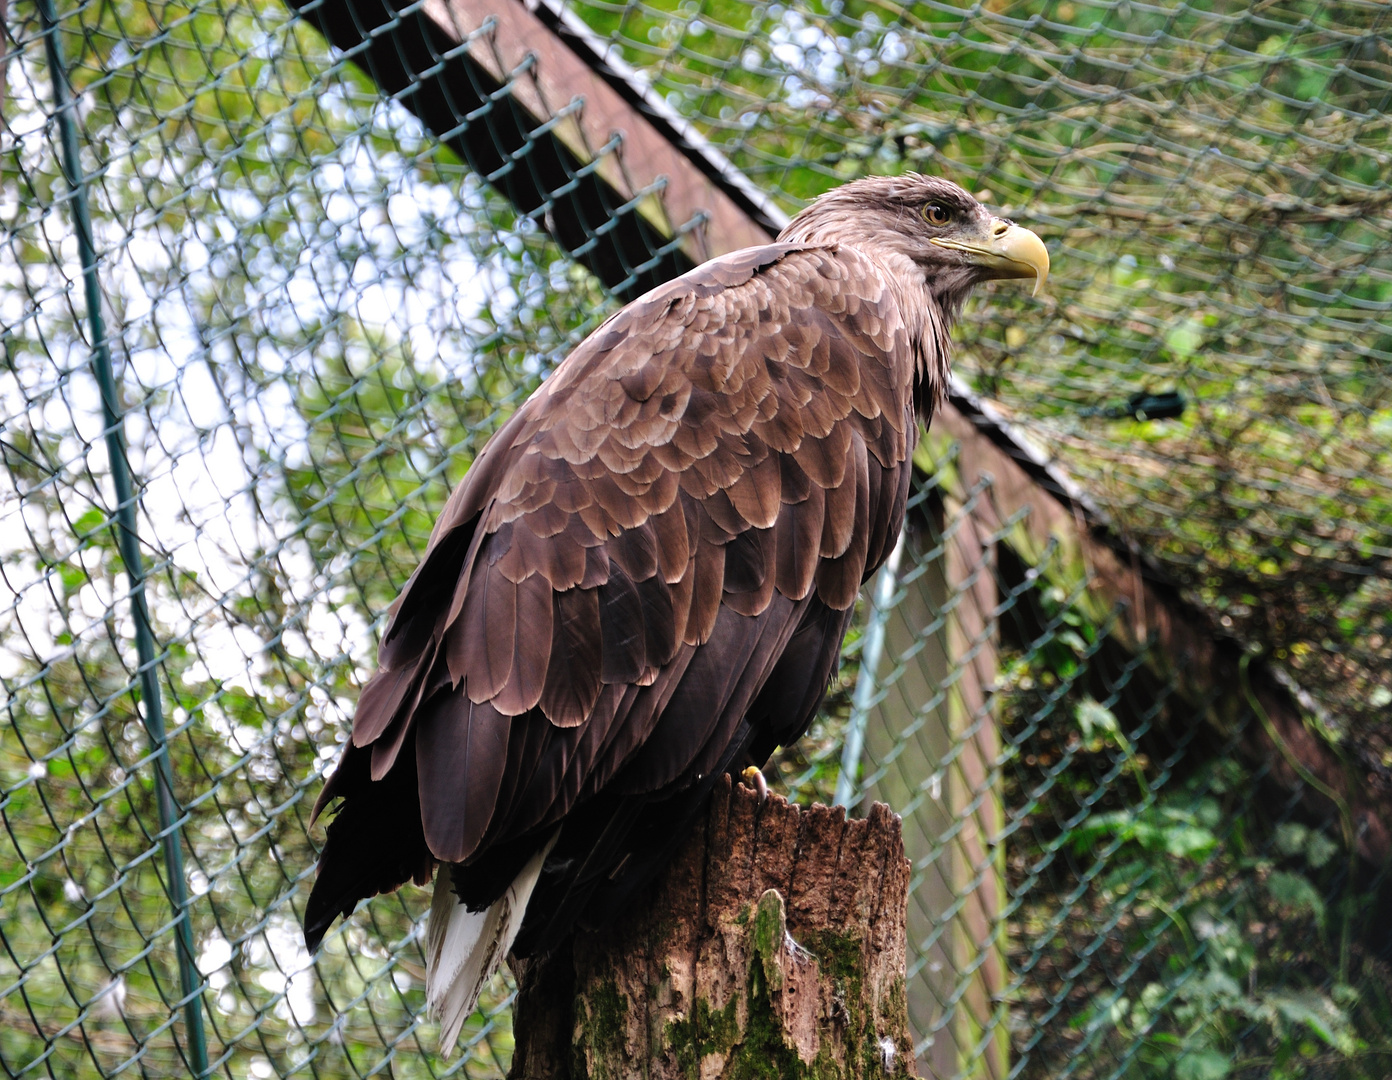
xmin=2 ymin=0 xmax=1390 ymax=1078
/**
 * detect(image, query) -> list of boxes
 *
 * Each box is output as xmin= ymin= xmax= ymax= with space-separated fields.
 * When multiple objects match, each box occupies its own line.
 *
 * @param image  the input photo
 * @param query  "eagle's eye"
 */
xmin=922 ymin=203 xmax=952 ymax=226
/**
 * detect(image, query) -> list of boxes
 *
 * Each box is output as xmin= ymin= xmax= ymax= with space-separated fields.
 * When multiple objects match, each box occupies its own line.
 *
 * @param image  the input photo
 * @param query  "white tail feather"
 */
xmin=425 ymin=836 xmax=556 ymax=1055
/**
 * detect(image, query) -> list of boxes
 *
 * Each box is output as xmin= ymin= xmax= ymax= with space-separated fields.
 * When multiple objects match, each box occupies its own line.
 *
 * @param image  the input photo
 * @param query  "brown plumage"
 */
xmin=303 ymin=175 xmax=1047 ymax=1046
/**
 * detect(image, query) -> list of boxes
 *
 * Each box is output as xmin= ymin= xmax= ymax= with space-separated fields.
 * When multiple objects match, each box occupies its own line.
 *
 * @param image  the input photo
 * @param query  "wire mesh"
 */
xmin=2 ymin=0 xmax=1389 ymax=1077
xmin=565 ymin=0 xmax=1392 ymax=737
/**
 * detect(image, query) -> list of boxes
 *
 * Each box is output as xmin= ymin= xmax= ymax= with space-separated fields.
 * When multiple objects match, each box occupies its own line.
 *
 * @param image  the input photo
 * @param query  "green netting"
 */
xmin=2 ymin=0 xmax=1390 ymax=1077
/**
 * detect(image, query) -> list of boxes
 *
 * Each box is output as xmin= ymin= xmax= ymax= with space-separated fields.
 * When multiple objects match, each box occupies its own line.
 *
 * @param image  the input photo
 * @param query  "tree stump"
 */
xmin=508 ymin=775 xmax=915 ymax=1079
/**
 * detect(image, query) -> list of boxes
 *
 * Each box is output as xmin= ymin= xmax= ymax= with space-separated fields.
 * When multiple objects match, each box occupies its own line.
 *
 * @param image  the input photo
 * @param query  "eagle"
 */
xmin=303 ymin=174 xmax=1048 ymax=1050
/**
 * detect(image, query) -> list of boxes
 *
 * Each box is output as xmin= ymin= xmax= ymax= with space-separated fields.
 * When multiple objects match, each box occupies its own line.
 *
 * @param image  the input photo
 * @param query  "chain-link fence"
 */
xmin=2 ymin=0 xmax=1389 ymax=1077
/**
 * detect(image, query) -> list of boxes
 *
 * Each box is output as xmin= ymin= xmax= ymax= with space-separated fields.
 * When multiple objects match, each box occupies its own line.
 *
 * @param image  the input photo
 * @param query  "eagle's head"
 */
xmin=779 ymin=173 xmax=1049 ymax=314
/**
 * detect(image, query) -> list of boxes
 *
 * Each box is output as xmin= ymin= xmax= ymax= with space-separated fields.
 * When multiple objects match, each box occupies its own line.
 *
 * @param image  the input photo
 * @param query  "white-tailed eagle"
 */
xmin=304 ymin=174 xmax=1048 ymax=1050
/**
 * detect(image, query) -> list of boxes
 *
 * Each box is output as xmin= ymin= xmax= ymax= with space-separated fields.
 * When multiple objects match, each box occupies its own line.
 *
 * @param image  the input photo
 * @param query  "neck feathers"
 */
xmin=779 ymin=206 xmax=964 ymax=425
xmin=914 ymin=299 xmax=953 ymax=423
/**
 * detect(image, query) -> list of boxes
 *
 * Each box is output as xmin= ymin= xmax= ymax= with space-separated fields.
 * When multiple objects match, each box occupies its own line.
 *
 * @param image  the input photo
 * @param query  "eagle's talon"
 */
xmin=740 ymin=766 xmax=769 ymax=805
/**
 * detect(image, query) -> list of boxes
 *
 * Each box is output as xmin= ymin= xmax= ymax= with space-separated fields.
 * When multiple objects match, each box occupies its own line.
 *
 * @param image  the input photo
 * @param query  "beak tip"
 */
xmin=994 ymin=222 xmax=1049 ymax=297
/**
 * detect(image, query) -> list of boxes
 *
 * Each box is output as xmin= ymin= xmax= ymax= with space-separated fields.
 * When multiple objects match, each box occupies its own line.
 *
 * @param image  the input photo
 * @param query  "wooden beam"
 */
xmin=864 ymin=497 xmax=1008 ymax=1072
xmin=941 ymin=495 xmax=1008 ymax=1079
xmin=288 ymin=0 xmax=780 ymax=298
xmin=422 ymin=0 xmax=777 ymax=254
xmin=936 ymin=392 xmax=1391 ymax=864
xmin=513 ymin=0 xmax=787 ymax=243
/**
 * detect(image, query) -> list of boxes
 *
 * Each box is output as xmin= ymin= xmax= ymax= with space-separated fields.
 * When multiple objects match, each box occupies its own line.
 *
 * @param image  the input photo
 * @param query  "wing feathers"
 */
xmin=701 ymin=488 xmax=749 ymax=538
xmin=540 ymin=587 xmax=602 ymax=726
xmin=687 ymin=538 xmax=726 ymax=646
xmin=815 ymin=433 xmax=872 ymax=610
xmin=445 ymin=561 xmax=515 ymax=699
xmin=820 ymin=441 xmax=858 ymax=559
xmin=599 ymin=563 xmax=647 ymax=685
xmin=778 ymin=453 xmax=813 ymax=505
xmin=493 ymin=574 xmax=553 ymax=716
xmin=726 ymin=450 xmax=781 ymax=529
xmin=775 ymin=485 xmax=824 ymax=602
xmin=486 ymin=706 xmax=555 ymax=844
xmin=651 ymin=500 xmax=690 ymax=584
xmin=637 ymin=572 xmax=678 ymax=670
xmin=723 ymin=526 xmax=777 ymax=617
xmin=721 ymin=527 xmax=767 ymax=596
xmin=667 ymin=552 xmax=696 ymax=648
xmin=352 ymin=657 xmax=423 ymax=748
xmin=417 ymin=696 xmax=509 ymax=863
xmin=609 ymin=520 xmax=659 ymax=582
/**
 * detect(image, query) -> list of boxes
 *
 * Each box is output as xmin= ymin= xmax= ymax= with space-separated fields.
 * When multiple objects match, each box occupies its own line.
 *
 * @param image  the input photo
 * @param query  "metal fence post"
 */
xmin=36 ymin=4 xmax=210 ymax=1073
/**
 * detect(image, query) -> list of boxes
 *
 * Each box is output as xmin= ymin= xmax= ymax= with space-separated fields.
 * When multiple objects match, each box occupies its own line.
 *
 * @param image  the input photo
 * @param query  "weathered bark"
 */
xmin=509 ymin=776 xmax=915 ymax=1080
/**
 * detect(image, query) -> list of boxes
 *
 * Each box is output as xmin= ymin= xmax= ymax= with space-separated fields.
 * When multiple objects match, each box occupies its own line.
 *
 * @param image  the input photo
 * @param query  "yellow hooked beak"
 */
xmin=929 ymin=219 xmax=1050 ymax=296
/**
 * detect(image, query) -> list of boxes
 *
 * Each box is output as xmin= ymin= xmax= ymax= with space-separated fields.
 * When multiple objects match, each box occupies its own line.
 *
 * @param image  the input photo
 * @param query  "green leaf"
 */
xmin=1164 ymin=318 xmax=1204 ymax=360
xmin=1175 ymin=1048 xmax=1232 ymax=1080
xmin=1075 ymin=697 xmax=1119 ymax=741
xmin=72 ymin=508 xmax=107 ymax=539
xmin=1268 ymin=991 xmax=1357 ymax=1054
xmin=1303 ymin=831 xmax=1338 ymax=870
xmin=1265 ymin=871 xmax=1326 ymax=929
xmin=57 ymin=563 xmax=87 ymax=595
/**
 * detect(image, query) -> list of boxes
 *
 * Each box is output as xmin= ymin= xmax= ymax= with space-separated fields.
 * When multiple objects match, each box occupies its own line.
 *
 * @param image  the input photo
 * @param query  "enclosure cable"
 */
xmin=835 ymin=527 xmax=907 ymax=808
